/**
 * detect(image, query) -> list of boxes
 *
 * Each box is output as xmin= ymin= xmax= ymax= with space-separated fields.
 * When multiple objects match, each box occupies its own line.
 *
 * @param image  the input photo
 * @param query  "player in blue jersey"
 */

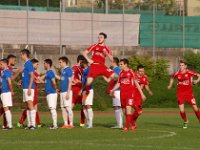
xmin=0 ymin=59 xmax=13 ymax=129
xmin=21 ymin=49 xmax=36 ymax=129
xmin=42 ymin=59 xmax=59 ymax=129
xmin=81 ymin=59 xmax=94 ymax=128
xmin=104 ymin=57 xmax=123 ymax=128
xmin=57 ymin=56 xmax=74 ymax=129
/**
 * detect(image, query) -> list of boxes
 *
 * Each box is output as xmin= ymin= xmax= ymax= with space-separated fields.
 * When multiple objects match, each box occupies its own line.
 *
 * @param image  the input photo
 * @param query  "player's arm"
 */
xmin=51 ymin=78 xmax=59 ymax=93
xmin=144 ymin=85 xmax=153 ymax=96
xmin=193 ymin=73 xmax=200 ymax=85
xmin=82 ymin=50 xmax=93 ymax=64
xmin=110 ymin=82 xmax=120 ymax=97
xmin=7 ymin=77 xmax=14 ymax=96
xmin=55 ymin=74 xmax=61 ymax=80
xmin=37 ymin=74 xmax=46 ymax=83
xmin=12 ymin=66 xmax=23 ymax=80
xmin=66 ymin=77 xmax=72 ymax=100
xmin=28 ymin=72 xmax=34 ymax=96
xmin=134 ymin=80 xmax=146 ymax=101
xmin=168 ymin=78 xmax=174 ymax=89
xmin=103 ymin=76 xmax=111 ymax=83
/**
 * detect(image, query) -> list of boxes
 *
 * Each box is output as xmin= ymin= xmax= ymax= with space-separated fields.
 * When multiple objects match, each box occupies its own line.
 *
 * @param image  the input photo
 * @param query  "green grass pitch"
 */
xmin=0 ymin=108 xmax=199 ymax=150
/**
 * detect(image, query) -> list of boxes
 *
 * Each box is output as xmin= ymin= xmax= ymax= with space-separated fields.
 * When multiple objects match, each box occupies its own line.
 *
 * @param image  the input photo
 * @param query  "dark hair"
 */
xmin=31 ymin=58 xmax=39 ymax=64
xmin=7 ymin=54 xmax=16 ymax=60
xmin=120 ymin=58 xmax=129 ymax=65
xmin=82 ymin=58 xmax=88 ymax=65
xmin=99 ymin=32 xmax=107 ymax=39
xmin=1 ymin=59 xmax=8 ymax=65
xmin=59 ymin=56 xmax=69 ymax=64
xmin=21 ymin=49 xmax=30 ymax=57
xmin=113 ymin=57 xmax=119 ymax=65
xmin=77 ymin=55 xmax=85 ymax=63
xmin=180 ymin=60 xmax=187 ymax=65
xmin=44 ymin=59 xmax=53 ymax=67
xmin=137 ymin=64 xmax=144 ymax=70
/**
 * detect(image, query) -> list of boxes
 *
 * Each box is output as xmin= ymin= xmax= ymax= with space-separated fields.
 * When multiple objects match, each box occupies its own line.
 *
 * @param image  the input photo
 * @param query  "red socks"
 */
xmin=36 ymin=112 xmax=41 ymax=125
xmin=132 ymin=112 xmax=140 ymax=126
xmin=125 ymin=114 xmax=132 ymax=129
xmin=80 ymin=108 xmax=85 ymax=124
xmin=194 ymin=110 xmax=200 ymax=121
xmin=19 ymin=110 xmax=27 ymax=124
xmin=180 ymin=111 xmax=187 ymax=122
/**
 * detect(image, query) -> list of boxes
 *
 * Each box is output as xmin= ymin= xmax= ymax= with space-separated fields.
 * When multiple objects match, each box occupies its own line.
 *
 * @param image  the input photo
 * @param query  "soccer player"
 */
xmin=168 ymin=60 xmax=200 ymax=129
xmin=57 ymin=56 xmax=74 ymax=129
xmin=71 ymin=55 xmax=85 ymax=126
xmin=104 ymin=57 xmax=123 ymax=128
xmin=42 ymin=59 xmax=58 ymax=129
xmin=131 ymin=65 xmax=153 ymax=129
xmin=81 ymin=59 xmax=94 ymax=128
xmin=0 ymin=59 xmax=13 ymax=129
xmin=21 ymin=49 xmax=36 ymax=129
xmin=82 ymin=32 xmax=117 ymax=100
xmin=110 ymin=58 xmax=146 ymax=132
xmin=17 ymin=58 xmax=42 ymax=128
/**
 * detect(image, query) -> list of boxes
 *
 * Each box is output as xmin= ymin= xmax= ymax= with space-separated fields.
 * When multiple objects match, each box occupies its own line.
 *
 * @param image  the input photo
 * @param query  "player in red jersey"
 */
xmin=82 ymin=32 xmax=117 ymax=100
xmin=168 ymin=60 xmax=200 ymax=129
xmin=110 ymin=59 xmax=146 ymax=132
xmin=131 ymin=65 xmax=153 ymax=129
xmin=17 ymin=58 xmax=42 ymax=128
xmin=71 ymin=55 xmax=85 ymax=126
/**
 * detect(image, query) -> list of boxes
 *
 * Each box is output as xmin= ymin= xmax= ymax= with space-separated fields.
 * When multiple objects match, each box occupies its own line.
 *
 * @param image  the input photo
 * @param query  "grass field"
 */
xmin=0 ymin=108 xmax=200 ymax=150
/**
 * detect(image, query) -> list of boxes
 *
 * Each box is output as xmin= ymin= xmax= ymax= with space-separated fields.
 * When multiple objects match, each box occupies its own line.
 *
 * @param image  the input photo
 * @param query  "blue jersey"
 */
xmin=113 ymin=66 xmax=121 ymax=90
xmin=60 ymin=66 xmax=73 ymax=93
xmin=22 ymin=60 xmax=35 ymax=89
xmin=82 ymin=67 xmax=92 ymax=89
xmin=45 ymin=70 xmax=56 ymax=95
xmin=1 ymin=68 xmax=12 ymax=93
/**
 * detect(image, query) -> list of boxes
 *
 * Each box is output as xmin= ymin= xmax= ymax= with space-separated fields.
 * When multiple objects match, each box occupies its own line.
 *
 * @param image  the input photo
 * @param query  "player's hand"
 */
xmin=142 ymin=94 xmax=146 ymax=102
xmin=66 ymin=93 xmax=69 ymax=100
xmin=89 ymin=60 xmax=94 ymax=64
xmin=56 ymin=89 xmax=60 ymax=94
xmin=149 ymin=91 xmax=153 ymax=96
xmin=109 ymin=90 xmax=114 ymax=97
xmin=27 ymin=88 xmax=31 ymax=96
xmin=17 ymin=80 xmax=22 ymax=86
xmin=78 ymin=89 xmax=83 ymax=96
xmin=11 ymin=91 xmax=14 ymax=97
xmin=193 ymin=80 xmax=198 ymax=85
xmin=167 ymin=85 xmax=172 ymax=90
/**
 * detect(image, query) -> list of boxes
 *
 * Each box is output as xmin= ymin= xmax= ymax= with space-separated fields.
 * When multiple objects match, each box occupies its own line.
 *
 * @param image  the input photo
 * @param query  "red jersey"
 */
xmin=172 ymin=70 xmax=198 ymax=95
xmin=34 ymin=71 xmax=39 ymax=93
xmin=86 ymin=43 xmax=112 ymax=64
xmin=72 ymin=65 xmax=83 ymax=88
xmin=8 ymin=66 xmax=13 ymax=73
xmin=135 ymin=73 xmax=149 ymax=90
xmin=118 ymin=69 xmax=135 ymax=93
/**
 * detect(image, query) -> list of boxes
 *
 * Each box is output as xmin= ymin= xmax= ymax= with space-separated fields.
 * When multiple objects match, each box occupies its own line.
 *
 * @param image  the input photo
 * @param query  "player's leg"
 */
xmin=66 ymin=106 xmax=74 ymax=128
xmin=3 ymin=107 xmax=12 ymax=129
xmin=60 ymin=93 xmax=68 ymax=128
xmin=34 ymin=104 xmax=42 ymax=127
xmin=179 ymin=103 xmax=188 ymax=128
xmin=47 ymin=94 xmax=58 ymax=129
xmin=131 ymin=103 xmax=142 ymax=131
xmin=27 ymin=100 xmax=36 ymax=129
xmin=112 ymin=91 xmax=123 ymax=128
xmin=17 ymin=109 xmax=27 ymax=127
xmin=123 ymin=105 xmax=132 ymax=132
xmin=82 ymin=77 xmax=94 ymax=101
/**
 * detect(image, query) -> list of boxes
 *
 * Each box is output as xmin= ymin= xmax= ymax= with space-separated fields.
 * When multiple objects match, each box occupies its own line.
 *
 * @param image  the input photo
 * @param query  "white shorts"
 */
xmin=23 ymin=89 xmax=34 ymax=102
xmin=47 ymin=93 xmax=57 ymax=109
xmin=82 ymin=89 xmax=94 ymax=106
xmin=112 ymin=90 xmax=121 ymax=107
xmin=1 ymin=92 xmax=12 ymax=107
xmin=60 ymin=91 xmax=72 ymax=108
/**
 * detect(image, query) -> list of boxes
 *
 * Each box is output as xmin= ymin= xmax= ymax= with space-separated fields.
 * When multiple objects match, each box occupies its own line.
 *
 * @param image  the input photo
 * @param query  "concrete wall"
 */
xmin=187 ymin=0 xmax=200 ymax=16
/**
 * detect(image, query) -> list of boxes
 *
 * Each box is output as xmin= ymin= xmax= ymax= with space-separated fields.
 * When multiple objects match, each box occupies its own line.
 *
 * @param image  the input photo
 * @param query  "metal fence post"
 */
xmin=152 ymin=3 xmax=156 ymax=59
xmin=122 ymin=3 xmax=125 ymax=57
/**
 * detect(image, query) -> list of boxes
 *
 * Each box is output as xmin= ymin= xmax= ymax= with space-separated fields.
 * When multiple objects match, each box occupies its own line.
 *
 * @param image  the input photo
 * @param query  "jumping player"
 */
xmin=82 ymin=32 xmax=117 ymax=101
xmin=110 ymin=59 xmax=146 ymax=132
xmin=168 ymin=60 xmax=200 ymax=128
